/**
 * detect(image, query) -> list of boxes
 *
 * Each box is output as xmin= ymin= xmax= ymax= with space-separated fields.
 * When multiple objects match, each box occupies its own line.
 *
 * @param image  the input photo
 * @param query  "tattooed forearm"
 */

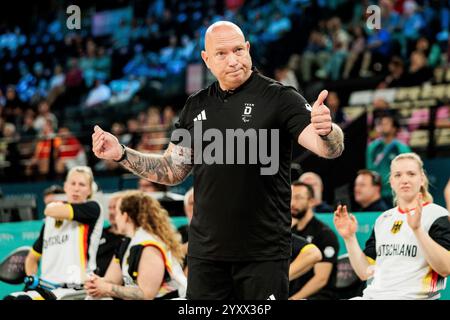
xmin=119 ymin=144 xmax=193 ymax=185
xmin=110 ymin=284 xmax=146 ymax=300
xmin=320 ymin=123 xmax=344 ymax=159
xmin=122 ymin=149 xmax=169 ymax=181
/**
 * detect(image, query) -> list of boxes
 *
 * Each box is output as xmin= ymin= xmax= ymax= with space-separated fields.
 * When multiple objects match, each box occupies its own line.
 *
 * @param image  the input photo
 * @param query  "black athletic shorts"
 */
xmin=186 ymin=257 xmax=289 ymax=300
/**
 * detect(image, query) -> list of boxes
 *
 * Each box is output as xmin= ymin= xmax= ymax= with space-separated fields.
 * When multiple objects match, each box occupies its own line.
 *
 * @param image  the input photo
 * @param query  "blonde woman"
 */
xmin=85 ymin=191 xmax=186 ymax=299
xmin=334 ymin=153 xmax=450 ymax=299
xmin=6 ymin=166 xmax=102 ymax=300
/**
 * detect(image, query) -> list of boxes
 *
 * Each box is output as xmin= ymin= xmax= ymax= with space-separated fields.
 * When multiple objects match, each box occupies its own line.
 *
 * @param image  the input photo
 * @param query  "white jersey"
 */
xmin=362 ymin=203 xmax=450 ymax=299
xmin=119 ymin=227 xmax=187 ymax=298
xmin=32 ymin=201 xmax=103 ymax=285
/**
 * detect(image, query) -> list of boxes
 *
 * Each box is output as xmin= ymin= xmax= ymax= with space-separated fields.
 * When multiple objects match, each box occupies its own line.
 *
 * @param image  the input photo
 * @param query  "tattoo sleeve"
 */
xmin=110 ymin=284 xmax=146 ymax=300
xmin=320 ymin=123 xmax=344 ymax=159
xmin=119 ymin=143 xmax=193 ymax=185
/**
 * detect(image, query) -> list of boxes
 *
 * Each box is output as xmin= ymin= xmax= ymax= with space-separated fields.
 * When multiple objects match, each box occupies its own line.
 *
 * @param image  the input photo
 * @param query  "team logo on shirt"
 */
xmin=324 ymin=246 xmax=336 ymax=258
xmin=305 ymin=103 xmax=312 ymax=112
xmin=242 ymin=103 xmax=254 ymax=122
xmin=391 ymin=220 xmax=403 ymax=234
xmin=54 ymin=219 xmax=63 ymax=228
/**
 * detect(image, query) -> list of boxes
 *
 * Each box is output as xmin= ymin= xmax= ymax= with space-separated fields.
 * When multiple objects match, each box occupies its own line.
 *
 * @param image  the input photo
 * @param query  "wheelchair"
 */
xmin=0 ymin=246 xmax=86 ymax=300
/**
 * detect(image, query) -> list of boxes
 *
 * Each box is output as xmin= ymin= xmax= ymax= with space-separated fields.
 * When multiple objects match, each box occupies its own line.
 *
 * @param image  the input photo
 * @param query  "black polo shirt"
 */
xmin=291 ymin=216 xmax=339 ymax=299
xmin=172 ymin=69 xmax=311 ymax=261
xmin=290 ymin=234 xmax=314 ymax=296
xmin=95 ymin=227 xmax=124 ymax=277
xmin=355 ymin=198 xmax=389 ymax=212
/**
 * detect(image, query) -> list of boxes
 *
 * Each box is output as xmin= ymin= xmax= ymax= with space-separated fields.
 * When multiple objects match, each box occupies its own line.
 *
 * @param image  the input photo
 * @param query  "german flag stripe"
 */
xmin=431 ymin=270 xmax=439 ymax=292
xmin=78 ymin=224 xmax=89 ymax=273
xmin=67 ymin=204 xmax=74 ymax=220
xmin=139 ymin=240 xmax=172 ymax=274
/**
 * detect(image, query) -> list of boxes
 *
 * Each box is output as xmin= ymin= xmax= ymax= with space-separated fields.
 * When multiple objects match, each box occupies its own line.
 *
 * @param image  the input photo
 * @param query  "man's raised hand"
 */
xmin=91 ymin=125 xmax=123 ymax=161
xmin=311 ymin=90 xmax=332 ymax=137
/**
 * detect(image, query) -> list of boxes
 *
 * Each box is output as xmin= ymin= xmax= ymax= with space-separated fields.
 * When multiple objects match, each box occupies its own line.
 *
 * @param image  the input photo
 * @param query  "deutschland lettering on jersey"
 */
xmin=376 ymin=244 xmax=417 ymax=257
xmin=43 ymin=234 xmax=69 ymax=249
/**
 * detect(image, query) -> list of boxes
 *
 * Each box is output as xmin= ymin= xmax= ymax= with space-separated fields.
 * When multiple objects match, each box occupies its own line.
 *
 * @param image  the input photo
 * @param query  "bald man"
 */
xmin=92 ymin=21 xmax=344 ymax=300
xmin=299 ymin=172 xmax=333 ymax=213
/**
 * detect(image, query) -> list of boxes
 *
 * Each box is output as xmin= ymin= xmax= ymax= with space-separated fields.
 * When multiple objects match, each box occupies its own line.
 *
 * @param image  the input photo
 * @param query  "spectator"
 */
xmin=360 ymin=27 xmax=391 ymax=77
xmin=54 ymin=127 xmax=86 ymax=175
xmin=123 ymin=46 xmax=155 ymax=78
xmin=84 ymin=190 xmax=187 ymax=300
xmin=397 ymin=0 xmax=424 ymax=58
xmin=354 ymin=169 xmax=389 ymax=212
xmin=343 ymin=24 xmax=366 ymax=79
xmin=159 ymin=35 xmax=180 ymax=66
xmin=124 ymin=118 xmax=140 ymax=149
xmin=26 ymin=119 xmax=57 ymax=176
xmin=33 ymin=100 xmax=58 ymax=133
xmin=317 ymin=17 xmax=351 ymax=80
xmin=366 ymin=112 xmax=412 ymax=204
xmin=402 ymin=50 xmax=433 ymax=87
xmin=377 ymin=56 xmax=407 ymax=89
xmin=64 ymin=58 xmax=84 ymax=105
xmin=30 ymin=62 xmax=49 ymax=104
xmin=179 ymin=35 xmax=196 ymax=62
xmin=47 ymin=64 xmax=66 ymax=107
xmin=80 ymin=39 xmax=97 ymax=87
xmin=379 ymin=0 xmax=401 ymax=34
xmin=111 ymin=122 xmax=129 ymax=145
xmin=299 ymin=172 xmax=333 ymax=213
xmin=146 ymin=107 xmax=162 ymax=128
xmin=112 ymin=19 xmax=131 ymax=50
xmin=85 ymin=79 xmax=112 ymax=108
xmin=136 ymin=130 xmax=166 ymax=153
xmin=300 ymin=28 xmax=332 ymax=83
xmin=3 ymin=85 xmax=23 ymax=125
xmin=162 ymin=105 xmax=177 ymax=128
xmin=415 ymin=36 xmax=442 ymax=68
xmin=290 ymin=181 xmax=339 ymax=300
xmin=95 ymin=46 xmax=111 ymax=80
xmin=49 ymin=64 xmax=66 ymax=91
xmin=16 ymin=111 xmax=36 ymax=162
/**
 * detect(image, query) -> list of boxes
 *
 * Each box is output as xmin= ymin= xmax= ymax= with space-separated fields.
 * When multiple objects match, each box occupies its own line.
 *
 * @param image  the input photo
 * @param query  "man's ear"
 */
xmin=246 ymin=41 xmax=250 ymax=52
xmin=201 ymin=50 xmax=209 ymax=69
